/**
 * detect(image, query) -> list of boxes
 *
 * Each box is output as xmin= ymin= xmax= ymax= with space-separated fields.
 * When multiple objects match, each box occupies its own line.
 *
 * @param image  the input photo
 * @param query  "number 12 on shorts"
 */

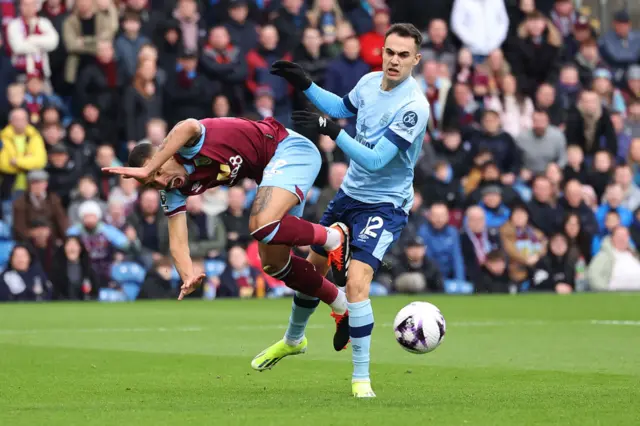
xmin=361 ymin=216 xmax=383 ymax=238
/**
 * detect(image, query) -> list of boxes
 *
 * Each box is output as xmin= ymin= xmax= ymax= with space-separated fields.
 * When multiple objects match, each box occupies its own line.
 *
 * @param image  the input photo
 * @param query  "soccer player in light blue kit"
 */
xmin=254 ymin=23 xmax=429 ymax=397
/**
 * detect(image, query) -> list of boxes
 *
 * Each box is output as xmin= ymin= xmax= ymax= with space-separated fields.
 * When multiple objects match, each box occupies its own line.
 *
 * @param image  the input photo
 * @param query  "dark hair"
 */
xmin=533 ymin=108 xmax=549 ymax=116
xmin=384 ymin=23 xmax=422 ymax=50
xmin=128 ymin=142 xmax=154 ymax=167
xmin=122 ymin=9 xmax=141 ymax=23
xmin=486 ymin=249 xmax=505 ymax=262
xmin=606 ymin=209 xmax=621 ymax=219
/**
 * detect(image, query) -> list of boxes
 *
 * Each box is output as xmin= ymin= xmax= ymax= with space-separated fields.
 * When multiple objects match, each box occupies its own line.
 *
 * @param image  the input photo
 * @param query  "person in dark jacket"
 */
xmin=165 ymin=47 xmax=215 ymax=127
xmin=432 ymin=127 xmax=473 ymax=180
xmin=531 ymin=233 xmax=575 ymax=293
xmin=39 ymin=0 xmax=69 ymax=94
xmin=46 ymin=144 xmax=84 ymax=207
xmin=585 ymin=150 xmax=614 ymax=201
xmin=563 ymin=144 xmax=589 ymax=184
xmin=122 ymin=59 xmax=164 ymax=143
xmin=598 ymin=10 xmax=640 ymax=88
xmin=461 ymin=205 xmax=502 ymax=282
xmin=467 ymin=110 xmax=522 ymax=179
xmin=0 ymin=244 xmax=51 ymax=302
xmin=294 ymin=27 xmax=332 ymax=89
xmin=558 ymin=179 xmax=599 ymax=238
xmin=467 ymin=161 xmax=522 ymax=208
xmin=50 ymin=236 xmax=98 ymax=300
xmin=527 ymin=175 xmax=562 ymax=236
xmin=157 ymin=19 xmax=182 ymax=76
xmin=564 ymin=90 xmax=617 ymax=158
xmin=474 ymin=249 xmax=511 ymax=293
xmin=218 ymin=245 xmax=265 ymax=298
xmin=323 ymin=36 xmax=369 ymax=97
xmin=115 ymin=10 xmax=152 ymax=81
xmin=224 ymin=0 xmax=258 ymax=55
xmin=563 ymin=212 xmax=593 ymax=263
xmin=138 ymin=256 xmax=177 ymax=299
xmin=507 ymin=11 xmax=563 ymax=97
xmin=270 ymin=0 xmax=310 ymax=54
xmin=420 ymin=161 xmax=464 ymax=211
xmin=391 ymin=236 xmax=444 ymax=294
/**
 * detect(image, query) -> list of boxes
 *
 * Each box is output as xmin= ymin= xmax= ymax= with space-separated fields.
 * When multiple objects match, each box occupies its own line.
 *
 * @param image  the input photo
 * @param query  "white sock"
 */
xmin=323 ymin=226 xmax=342 ymax=251
xmin=330 ymin=289 xmax=348 ymax=315
xmin=284 ymin=336 xmax=304 ymax=346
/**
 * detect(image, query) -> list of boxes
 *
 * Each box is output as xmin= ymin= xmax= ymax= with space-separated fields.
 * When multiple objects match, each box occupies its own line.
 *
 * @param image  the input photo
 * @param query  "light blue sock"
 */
xmin=348 ymin=299 xmax=374 ymax=381
xmin=284 ymin=292 xmax=319 ymax=345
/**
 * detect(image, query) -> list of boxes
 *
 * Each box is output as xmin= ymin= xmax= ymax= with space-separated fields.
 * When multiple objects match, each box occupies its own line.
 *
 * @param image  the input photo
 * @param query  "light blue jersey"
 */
xmin=330 ymin=72 xmax=429 ymax=213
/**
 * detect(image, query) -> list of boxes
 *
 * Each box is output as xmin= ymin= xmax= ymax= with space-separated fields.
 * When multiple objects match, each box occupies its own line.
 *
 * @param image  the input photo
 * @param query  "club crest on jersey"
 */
xmin=402 ymin=111 xmax=418 ymax=128
xmin=379 ymin=112 xmax=391 ymax=126
xmin=194 ymin=156 xmax=213 ymax=166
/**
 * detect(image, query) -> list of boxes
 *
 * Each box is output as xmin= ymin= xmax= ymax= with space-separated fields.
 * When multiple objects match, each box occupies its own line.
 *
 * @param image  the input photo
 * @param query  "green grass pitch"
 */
xmin=1 ymin=294 xmax=640 ymax=426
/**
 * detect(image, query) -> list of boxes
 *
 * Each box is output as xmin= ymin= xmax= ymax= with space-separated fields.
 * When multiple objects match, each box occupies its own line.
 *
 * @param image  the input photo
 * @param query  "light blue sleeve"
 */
xmin=303 ymin=83 xmax=356 ymax=119
xmin=177 ymin=122 xmax=206 ymax=159
xmin=160 ymin=189 xmax=187 ymax=217
xmin=335 ymin=131 xmax=399 ymax=172
xmin=101 ymin=224 xmax=129 ymax=250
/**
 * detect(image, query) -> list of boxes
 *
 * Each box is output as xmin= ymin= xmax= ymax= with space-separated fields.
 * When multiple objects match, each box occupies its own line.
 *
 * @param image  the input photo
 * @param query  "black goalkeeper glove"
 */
xmin=270 ymin=60 xmax=312 ymax=91
xmin=291 ymin=111 xmax=342 ymax=139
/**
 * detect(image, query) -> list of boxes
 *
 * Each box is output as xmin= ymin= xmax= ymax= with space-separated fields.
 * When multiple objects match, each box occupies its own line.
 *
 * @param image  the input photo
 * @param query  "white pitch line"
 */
xmin=590 ymin=320 xmax=640 ymax=326
xmin=0 ymin=326 xmax=203 ymax=335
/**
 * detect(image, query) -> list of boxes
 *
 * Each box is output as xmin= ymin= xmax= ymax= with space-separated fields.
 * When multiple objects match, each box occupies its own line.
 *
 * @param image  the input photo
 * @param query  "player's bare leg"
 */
xmin=307 ymin=250 xmax=351 ymax=351
xmin=345 ymin=259 xmax=376 ymax=398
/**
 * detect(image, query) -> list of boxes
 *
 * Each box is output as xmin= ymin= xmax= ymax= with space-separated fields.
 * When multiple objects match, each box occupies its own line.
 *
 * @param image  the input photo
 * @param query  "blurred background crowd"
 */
xmin=1 ymin=0 xmax=640 ymax=302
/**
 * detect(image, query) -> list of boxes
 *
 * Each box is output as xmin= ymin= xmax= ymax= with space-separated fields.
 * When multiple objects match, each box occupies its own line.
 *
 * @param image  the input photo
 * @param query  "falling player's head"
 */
xmin=128 ymin=142 xmax=189 ymax=191
xmin=382 ymin=23 xmax=421 ymax=88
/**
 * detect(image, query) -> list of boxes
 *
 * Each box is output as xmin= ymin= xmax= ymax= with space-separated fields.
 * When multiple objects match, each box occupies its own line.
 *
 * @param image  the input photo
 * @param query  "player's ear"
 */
xmin=413 ymin=52 xmax=422 ymax=67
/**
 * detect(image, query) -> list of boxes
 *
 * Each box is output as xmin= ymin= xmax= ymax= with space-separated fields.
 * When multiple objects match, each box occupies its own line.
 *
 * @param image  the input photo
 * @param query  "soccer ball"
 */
xmin=393 ymin=302 xmax=446 ymax=354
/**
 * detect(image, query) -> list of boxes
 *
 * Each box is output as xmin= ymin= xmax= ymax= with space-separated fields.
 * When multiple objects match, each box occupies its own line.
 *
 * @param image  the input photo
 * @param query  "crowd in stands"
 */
xmin=1 ymin=0 xmax=640 ymax=302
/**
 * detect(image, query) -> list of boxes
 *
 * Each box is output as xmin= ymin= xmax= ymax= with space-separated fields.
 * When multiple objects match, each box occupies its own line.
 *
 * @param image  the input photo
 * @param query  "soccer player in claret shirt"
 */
xmin=258 ymin=23 xmax=430 ymax=397
xmin=102 ymin=116 xmax=353 ymax=349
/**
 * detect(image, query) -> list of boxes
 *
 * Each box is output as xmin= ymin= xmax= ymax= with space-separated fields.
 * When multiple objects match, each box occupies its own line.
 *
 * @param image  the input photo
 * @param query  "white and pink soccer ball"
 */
xmin=393 ymin=301 xmax=446 ymax=354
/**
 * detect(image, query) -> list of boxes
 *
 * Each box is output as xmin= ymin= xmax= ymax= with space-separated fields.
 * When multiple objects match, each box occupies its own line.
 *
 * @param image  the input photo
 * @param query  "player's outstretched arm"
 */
xmin=291 ymin=111 xmax=398 ymax=172
xmin=168 ymin=213 xmax=205 ymax=300
xmin=146 ymin=119 xmax=202 ymax=175
xmin=270 ymin=60 xmax=354 ymax=118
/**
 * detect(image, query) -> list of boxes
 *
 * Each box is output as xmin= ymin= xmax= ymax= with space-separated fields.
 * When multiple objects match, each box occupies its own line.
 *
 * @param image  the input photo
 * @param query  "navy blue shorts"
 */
xmin=311 ymin=189 xmax=408 ymax=272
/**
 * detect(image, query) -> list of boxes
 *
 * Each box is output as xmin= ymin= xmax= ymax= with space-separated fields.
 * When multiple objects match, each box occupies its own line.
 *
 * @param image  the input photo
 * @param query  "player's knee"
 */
xmin=345 ymin=260 xmax=374 ymax=302
xmin=249 ymin=216 xmax=281 ymax=243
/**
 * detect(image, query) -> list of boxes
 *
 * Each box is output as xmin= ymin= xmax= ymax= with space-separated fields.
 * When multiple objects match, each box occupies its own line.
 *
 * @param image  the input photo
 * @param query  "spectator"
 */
xmin=115 ymin=10 xmax=150 ymax=81
xmin=535 ymin=82 xmax=564 ymax=127
xmin=165 ymin=47 xmax=213 ymax=127
xmin=420 ymin=161 xmax=464 ymax=212
xmin=324 ymin=36 xmax=369 ymax=98
xmin=489 ymin=74 xmax=533 ymax=137
xmin=0 ymin=244 xmax=51 ymax=302
xmin=461 ymin=205 xmax=501 ymax=281
xmin=294 ymin=27 xmax=331 ymax=88
xmin=122 ymin=59 xmax=163 ymax=143
xmin=6 ymin=0 xmax=59 ymax=83
xmin=218 ymin=245 xmax=265 ymax=298
xmin=46 ymin=143 xmax=83 ymax=206
xmin=417 ymin=60 xmax=452 ymax=132
xmin=221 ymin=186 xmax=251 ymax=246
xmin=172 ymin=0 xmax=205 ymax=52
xmin=419 ymin=19 xmax=457 ymax=76
xmin=27 ymin=218 xmax=56 ymax=274
xmin=157 ymin=19 xmax=181 ymax=76
xmin=200 ymin=26 xmax=246 ymax=114
xmin=50 ymin=236 xmax=97 ymax=300
xmin=39 ymin=0 xmax=69 ymax=93
xmin=12 ymin=169 xmax=67 ymax=242
xmin=75 ymin=39 xmax=125 ymax=124
xmin=1 ymin=83 xmax=26 ymax=129
xmin=476 ymin=186 xmax=511 ymax=231
xmin=212 ymin=95 xmax=231 ymax=118
xmin=186 ymin=194 xmax=226 ymax=259
xmin=450 ymin=0 xmax=509 ymax=60
xmin=565 ymin=90 xmax=617 ymax=158
xmin=224 ymin=0 xmax=258 ymax=55
xmin=67 ymin=199 xmax=136 ymax=285
xmin=500 ymin=204 xmax=547 ymax=287
xmin=441 ymin=82 xmax=478 ymax=130
xmin=418 ymin=203 xmax=466 ymax=282
xmin=62 ymin=0 xmax=118 ymax=85
xmin=592 ymin=210 xmax=624 ymax=257
xmin=558 ymin=179 xmax=599 ymax=237
xmin=94 ymin=144 xmax=120 ymax=199
xmin=549 ymin=0 xmax=577 ymax=43
xmin=271 ymin=0 xmax=309 ymax=54
xmin=0 ymin=108 xmax=47 ymax=195
xmin=614 ymin=163 xmax=640 ymax=212
xmin=68 ymin=176 xmax=108 ymax=225
xmin=106 ymin=199 xmax=127 ymax=231
xmin=531 ymin=232 xmax=575 ymax=293
xmin=432 ymin=127 xmax=472 ymax=180
xmin=596 ymin=183 xmax=633 ymax=230
xmin=358 ymin=8 xmax=390 ymax=72
xmin=137 ymin=256 xmax=176 ymax=299
xmin=395 ymin=191 xmax=429 ymax=258
xmin=574 ymin=39 xmax=606 ymax=88
xmin=391 ymin=236 xmax=443 ymax=294
xmin=468 ymin=109 xmax=521 ymax=179
xmin=468 ymin=160 xmax=521 ymax=208
xmin=516 ymin=109 xmax=567 ymax=175
xmin=563 ymin=144 xmax=588 ymax=183
xmin=474 ymin=249 xmax=510 ymax=293
xmin=623 ymin=65 xmax=640 ymax=105
xmin=586 ymin=150 xmax=613 ymax=201
xmin=508 ymin=11 xmax=562 ymax=97
xmin=315 ymin=162 xmax=347 ymax=221
xmin=41 ymin=121 xmax=64 ymax=149
xmin=24 ymin=71 xmax=68 ymax=127
xmin=629 ymin=103 xmax=640 ymax=139
xmin=251 ymin=86 xmax=275 ymax=119
xmin=598 ymin=10 xmax=640 ymax=87
xmin=611 ymin=113 xmax=632 ymax=162
xmin=588 ymin=226 xmax=640 ymax=291
xmin=566 ymin=14 xmax=595 ymax=60
xmin=563 ymin=212 xmax=592 ymax=263
xmin=79 ymin=99 xmax=114 ymax=145
xmin=556 ymin=64 xmax=582 ymax=111
xmin=527 ymin=175 xmax=562 ymax=237
xmin=453 ymin=47 xmax=475 ymax=85
xmin=307 ymin=0 xmax=345 ymax=48
xmin=592 ymin=68 xmax=626 ymax=114
xmin=246 ymin=25 xmax=293 ymax=123
xmin=481 ymin=49 xmax=510 ymax=93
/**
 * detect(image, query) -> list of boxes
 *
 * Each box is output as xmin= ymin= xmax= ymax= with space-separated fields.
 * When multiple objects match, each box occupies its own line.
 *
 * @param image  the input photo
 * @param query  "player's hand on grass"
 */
xmin=178 ymin=273 xmax=207 ymax=300
xmin=291 ymin=111 xmax=341 ymax=139
xmin=270 ymin=61 xmax=312 ymax=91
xmin=102 ymin=165 xmax=153 ymax=181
